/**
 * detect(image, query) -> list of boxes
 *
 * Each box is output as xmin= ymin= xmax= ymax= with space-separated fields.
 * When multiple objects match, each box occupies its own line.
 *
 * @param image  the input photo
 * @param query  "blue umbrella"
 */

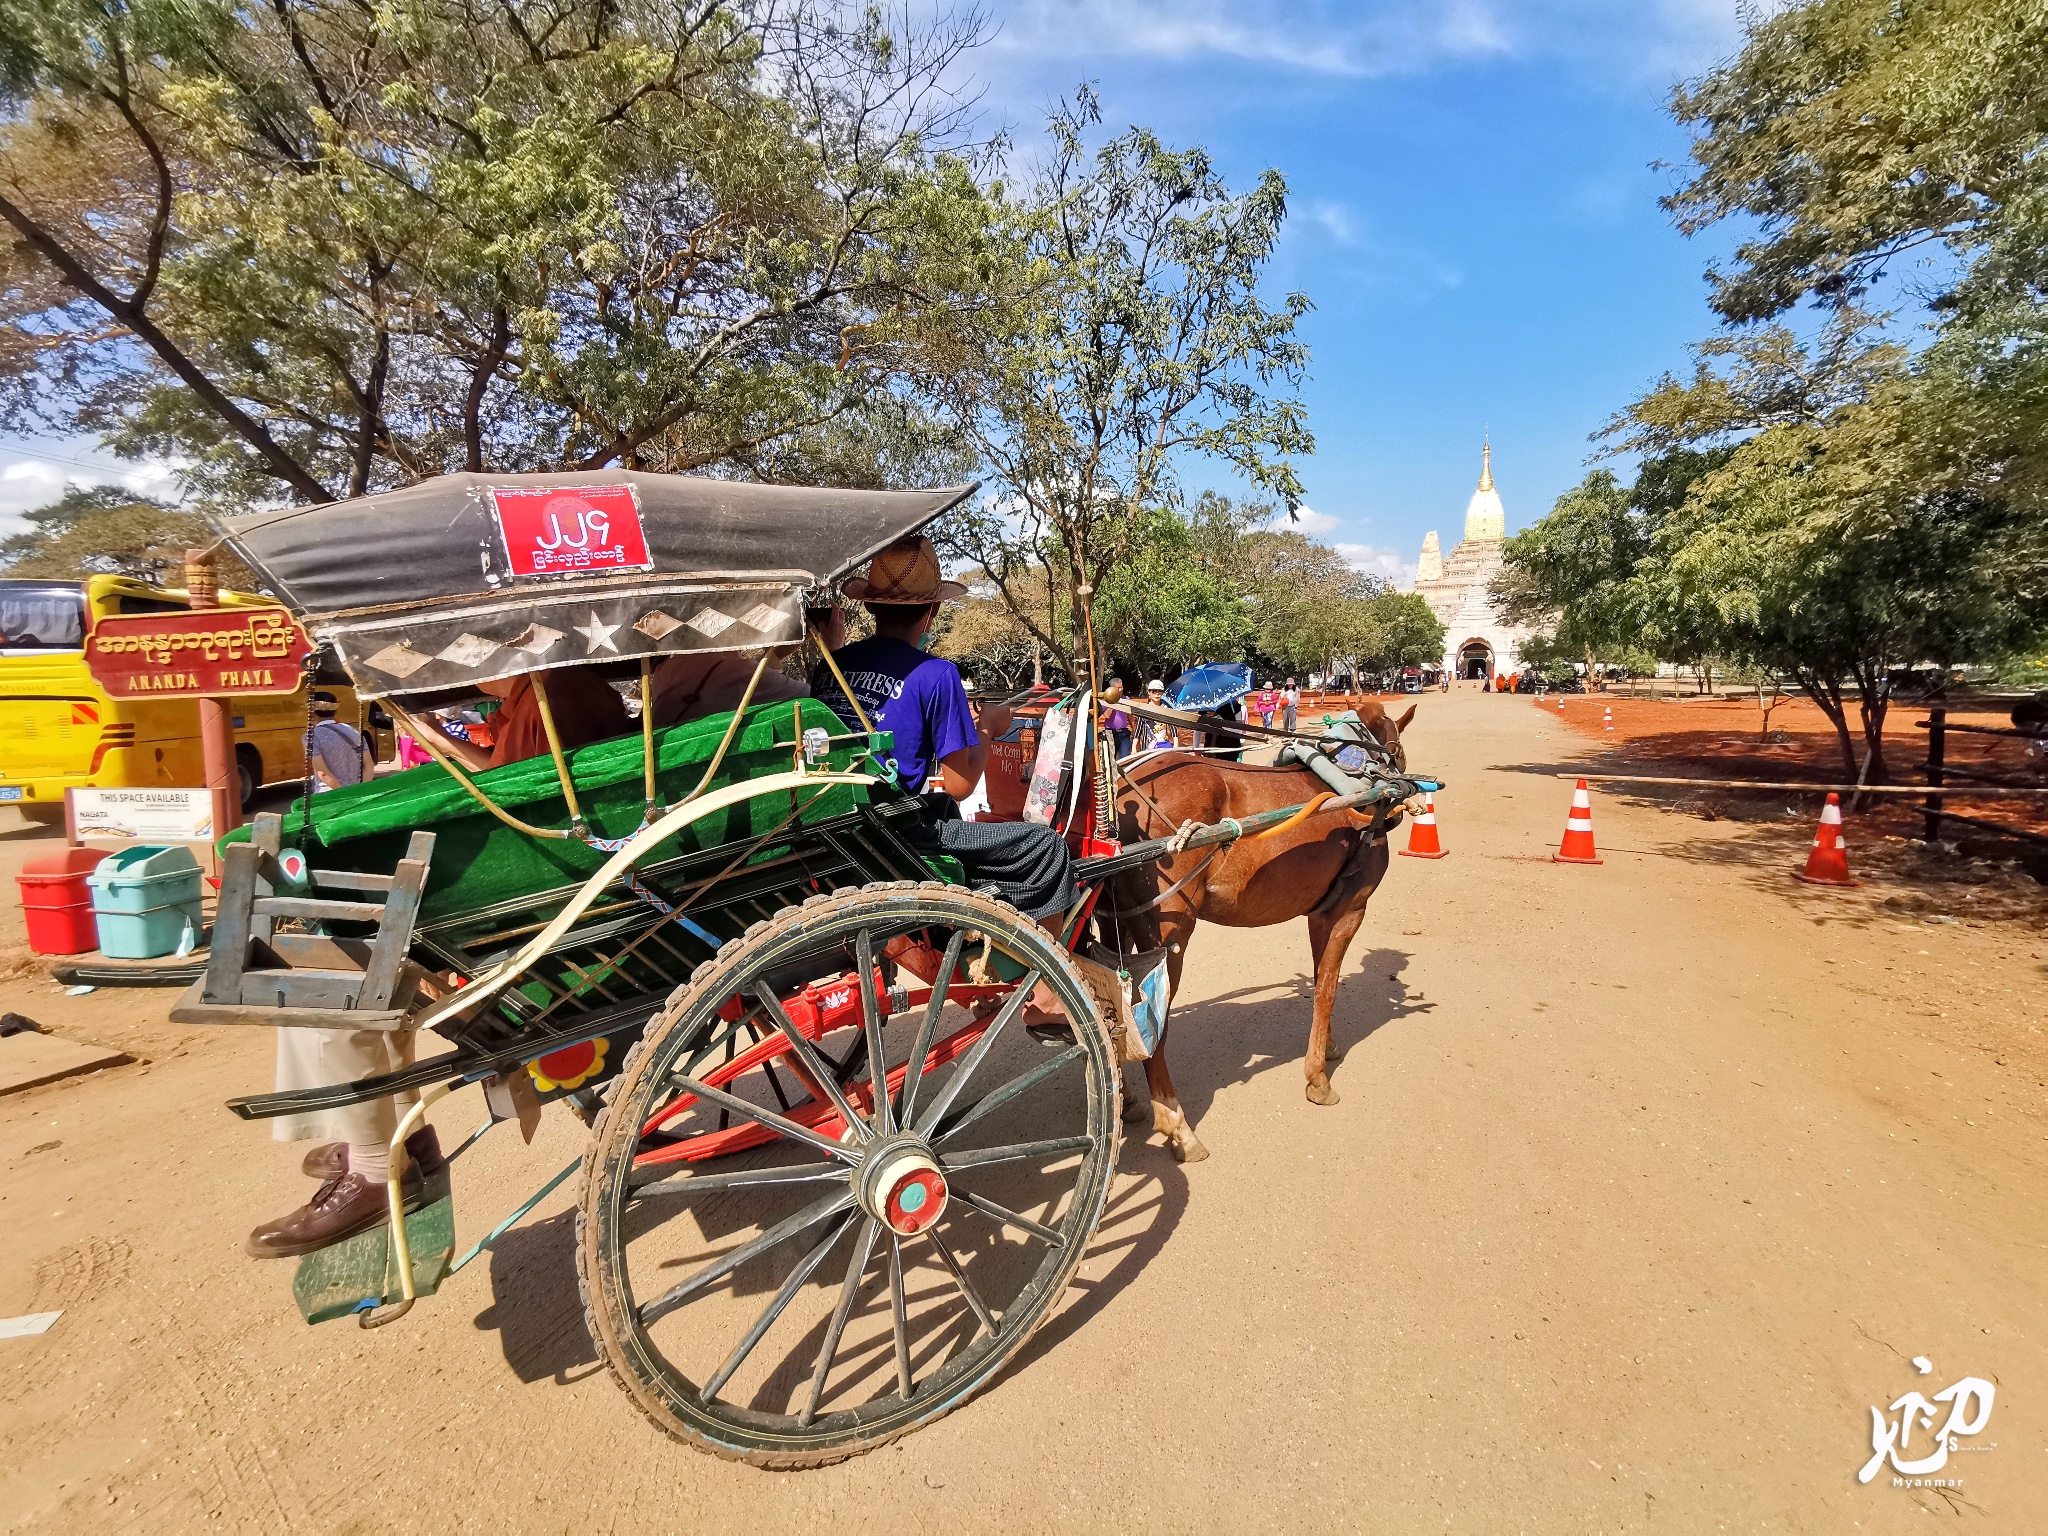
xmin=1164 ymin=663 xmax=1253 ymax=712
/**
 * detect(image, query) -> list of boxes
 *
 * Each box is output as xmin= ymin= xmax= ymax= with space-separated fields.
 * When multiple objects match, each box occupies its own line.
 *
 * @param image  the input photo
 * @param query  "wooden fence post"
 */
xmin=1922 ymin=705 xmax=1946 ymax=842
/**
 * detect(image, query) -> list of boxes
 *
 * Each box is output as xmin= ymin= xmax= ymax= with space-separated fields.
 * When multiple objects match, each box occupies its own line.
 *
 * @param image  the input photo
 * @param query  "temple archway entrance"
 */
xmin=1458 ymin=640 xmax=1493 ymax=680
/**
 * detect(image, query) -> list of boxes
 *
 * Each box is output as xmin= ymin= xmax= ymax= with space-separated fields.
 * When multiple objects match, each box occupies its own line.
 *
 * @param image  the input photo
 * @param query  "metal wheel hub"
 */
xmin=857 ymin=1134 xmax=948 ymax=1236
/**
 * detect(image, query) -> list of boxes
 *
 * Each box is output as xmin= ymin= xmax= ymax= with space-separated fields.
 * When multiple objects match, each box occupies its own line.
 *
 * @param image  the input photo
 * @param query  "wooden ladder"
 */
xmin=190 ymin=812 xmax=436 ymax=1029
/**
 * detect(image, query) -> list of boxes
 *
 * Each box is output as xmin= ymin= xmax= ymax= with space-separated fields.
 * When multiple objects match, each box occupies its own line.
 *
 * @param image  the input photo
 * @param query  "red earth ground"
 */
xmin=1532 ymin=691 xmax=2048 ymax=927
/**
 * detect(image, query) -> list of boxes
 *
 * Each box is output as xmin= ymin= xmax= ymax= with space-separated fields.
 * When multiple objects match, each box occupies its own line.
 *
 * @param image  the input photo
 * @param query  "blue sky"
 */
xmin=0 ymin=0 xmax=1750 ymax=584
xmin=971 ymin=0 xmax=1751 ymax=583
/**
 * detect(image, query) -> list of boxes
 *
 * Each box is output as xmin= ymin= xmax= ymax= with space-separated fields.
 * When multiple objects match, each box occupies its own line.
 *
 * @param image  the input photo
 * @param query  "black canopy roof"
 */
xmin=220 ymin=472 xmax=975 ymax=699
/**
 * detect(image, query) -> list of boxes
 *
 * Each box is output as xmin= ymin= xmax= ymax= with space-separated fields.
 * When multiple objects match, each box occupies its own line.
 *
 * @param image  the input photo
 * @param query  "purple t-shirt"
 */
xmin=814 ymin=638 xmax=978 ymax=791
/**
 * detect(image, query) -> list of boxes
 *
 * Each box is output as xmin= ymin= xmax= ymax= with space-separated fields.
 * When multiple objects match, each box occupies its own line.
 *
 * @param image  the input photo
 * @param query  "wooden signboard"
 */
xmin=85 ymin=608 xmax=312 ymax=699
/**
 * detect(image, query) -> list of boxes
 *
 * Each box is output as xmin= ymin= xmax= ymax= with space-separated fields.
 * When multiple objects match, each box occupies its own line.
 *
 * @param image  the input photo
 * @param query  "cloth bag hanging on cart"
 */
xmin=1023 ymin=690 xmax=1091 ymax=827
xmin=1072 ymin=941 xmax=1173 ymax=1063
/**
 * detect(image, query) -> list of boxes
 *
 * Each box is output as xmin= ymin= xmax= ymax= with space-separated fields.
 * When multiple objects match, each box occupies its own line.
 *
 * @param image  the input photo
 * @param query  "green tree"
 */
xmin=1358 ymin=590 xmax=1446 ymax=675
xmin=0 ymin=483 xmax=254 ymax=584
xmin=937 ymin=90 xmax=1312 ymax=658
xmin=1667 ymin=0 xmax=2048 ymax=325
xmin=0 ymin=0 xmax=998 ymax=503
xmin=1490 ymin=470 xmax=1647 ymax=686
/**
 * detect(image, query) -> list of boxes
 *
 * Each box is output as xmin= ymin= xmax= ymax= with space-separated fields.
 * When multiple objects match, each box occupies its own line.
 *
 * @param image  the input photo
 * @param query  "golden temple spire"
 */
xmin=1477 ymin=438 xmax=1494 ymax=493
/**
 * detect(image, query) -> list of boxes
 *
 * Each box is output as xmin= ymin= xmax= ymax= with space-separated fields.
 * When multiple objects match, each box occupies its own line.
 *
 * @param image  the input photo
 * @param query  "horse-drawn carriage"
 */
xmin=177 ymin=472 xmax=1436 ymax=1467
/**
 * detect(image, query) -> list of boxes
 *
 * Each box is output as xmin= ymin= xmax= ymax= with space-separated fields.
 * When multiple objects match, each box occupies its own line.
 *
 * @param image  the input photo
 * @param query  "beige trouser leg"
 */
xmin=270 ymin=1027 xmax=419 ymax=1146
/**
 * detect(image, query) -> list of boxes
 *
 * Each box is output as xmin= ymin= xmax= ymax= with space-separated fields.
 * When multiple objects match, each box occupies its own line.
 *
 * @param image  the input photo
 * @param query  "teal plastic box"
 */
xmin=88 ymin=846 xmax=204 ymax=959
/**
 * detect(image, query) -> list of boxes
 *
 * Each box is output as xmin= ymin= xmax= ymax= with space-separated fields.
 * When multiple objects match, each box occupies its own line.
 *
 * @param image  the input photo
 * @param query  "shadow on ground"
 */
xmin=475 ymin=1208 xmax=602 ymax=1384
xmin=1142 ymin=944 xmax=1431 ymax=1145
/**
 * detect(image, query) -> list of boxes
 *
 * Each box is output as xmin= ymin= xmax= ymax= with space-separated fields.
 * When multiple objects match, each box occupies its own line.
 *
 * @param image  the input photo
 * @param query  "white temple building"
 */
xmin=1413 ymin=443 xmax=1530 ymax=679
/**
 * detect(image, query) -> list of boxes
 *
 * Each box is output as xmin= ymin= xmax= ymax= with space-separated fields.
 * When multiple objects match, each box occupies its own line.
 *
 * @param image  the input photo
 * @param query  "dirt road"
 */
xmin=2 ymin=690 xmax=2043 ymax=1530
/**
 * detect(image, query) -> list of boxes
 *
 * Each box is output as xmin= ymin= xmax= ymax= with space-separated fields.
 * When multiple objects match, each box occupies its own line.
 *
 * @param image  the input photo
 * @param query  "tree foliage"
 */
xmin=1668 ymin=0 xmax=2048 ymax=325
xmin=0 ymin=0 xmax=999 ymax=503
xmin=0 ymin=483 xmax=252 ymax=584
xmin=936 ymin=89 xmax=1312 ymax=653
xmin=1565 ymin=0 xmax=2048 ymax=782
xmin=937 ymin=491 xmax=1438 ymax=691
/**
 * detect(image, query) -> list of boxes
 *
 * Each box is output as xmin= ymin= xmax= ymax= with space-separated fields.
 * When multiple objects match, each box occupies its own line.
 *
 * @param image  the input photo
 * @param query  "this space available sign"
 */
xmin=71 ymin=787 xmax=215 ymax=841
xmin=490 ymin=484 xmax=654 ymax=578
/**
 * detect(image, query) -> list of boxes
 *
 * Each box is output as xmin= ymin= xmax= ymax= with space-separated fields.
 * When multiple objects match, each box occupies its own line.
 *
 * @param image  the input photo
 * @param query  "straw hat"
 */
xmin=843 ymin=535 xmax=966 ymax=603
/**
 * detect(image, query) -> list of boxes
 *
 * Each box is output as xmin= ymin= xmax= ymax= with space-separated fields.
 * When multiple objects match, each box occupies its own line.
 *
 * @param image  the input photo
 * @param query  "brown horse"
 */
xmin=1099 ymin=702 xmax=1417 ymax=1162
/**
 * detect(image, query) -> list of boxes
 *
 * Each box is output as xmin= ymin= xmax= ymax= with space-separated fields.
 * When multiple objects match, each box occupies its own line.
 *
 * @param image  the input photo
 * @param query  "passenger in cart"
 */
xmin=811 ymin=535 xmax=1077 ymax=924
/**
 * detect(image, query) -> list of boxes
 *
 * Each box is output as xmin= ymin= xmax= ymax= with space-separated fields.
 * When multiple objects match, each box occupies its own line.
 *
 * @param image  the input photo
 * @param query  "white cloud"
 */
xmin=993 ymin=1 xmax=1511 ymax=78
xmin=1283 ymin=505 xmax=1343 ymax=535
xmin=989 ymin=0 xmax=1746 ymax=87
xmin=0 ymin=442 xmax=183 ymax=540
xmin=1336 ymin=541 xmax=1418 ymax=590
xmin=1305 ymin=200 xmax=1361 ymax=246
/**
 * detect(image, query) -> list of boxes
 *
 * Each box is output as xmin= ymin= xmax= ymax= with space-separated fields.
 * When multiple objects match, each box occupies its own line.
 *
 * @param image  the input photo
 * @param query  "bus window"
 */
xmin=0 ymin=582 xmax=87 ymax=651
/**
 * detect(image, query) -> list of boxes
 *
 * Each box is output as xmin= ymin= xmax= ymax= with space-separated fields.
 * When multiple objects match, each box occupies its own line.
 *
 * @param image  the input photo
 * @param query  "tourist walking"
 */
xmin=305 ymin=692 xmax=375 ymax=791
xmin=1282 ymin=678 xmax=1299 ymax=733
xmin=1102 ymin=676 xmax=1132 ymax=760
xmin=1143 ymin=679 xmax=1173 ymax=749
xmin=1253 ymin=681 xmax=1277 ymax=729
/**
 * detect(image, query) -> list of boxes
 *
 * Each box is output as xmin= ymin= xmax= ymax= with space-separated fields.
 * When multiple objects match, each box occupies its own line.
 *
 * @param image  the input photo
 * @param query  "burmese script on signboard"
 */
xmin=69 ymin=787 xmax=215 ymax=842
xmin=85 ymin=608 xmax=313 ymax=698
xmin=489 ymin=484 xmax=654 ymax=579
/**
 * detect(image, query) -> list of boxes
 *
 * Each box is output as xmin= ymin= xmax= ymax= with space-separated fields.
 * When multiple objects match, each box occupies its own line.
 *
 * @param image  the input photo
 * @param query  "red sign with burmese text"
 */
xmin=86 ymin=608 xmax=313 ymax=698
xmin=490 ymin=485 xmax=653 ymax=579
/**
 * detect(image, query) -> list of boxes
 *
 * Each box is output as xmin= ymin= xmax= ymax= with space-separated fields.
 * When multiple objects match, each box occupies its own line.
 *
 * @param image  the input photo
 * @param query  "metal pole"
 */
xmin=184 ymin=546 xmax=242 ymax=837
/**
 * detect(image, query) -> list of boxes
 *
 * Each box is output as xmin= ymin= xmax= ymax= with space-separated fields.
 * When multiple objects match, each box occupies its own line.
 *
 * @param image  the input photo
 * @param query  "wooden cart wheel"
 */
xmin=577 ymin=880 xmax=1122 ymax=1468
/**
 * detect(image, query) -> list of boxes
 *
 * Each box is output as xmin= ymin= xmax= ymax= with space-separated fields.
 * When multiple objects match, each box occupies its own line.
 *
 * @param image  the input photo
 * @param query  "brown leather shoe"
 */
xmin=246 ymin=1167 xmax=425 ymax=1259
xmin=299 ymin=1126 xmax=446 ymax=1182
xmin=300 ymin=1142 xmax=348 ymax=1179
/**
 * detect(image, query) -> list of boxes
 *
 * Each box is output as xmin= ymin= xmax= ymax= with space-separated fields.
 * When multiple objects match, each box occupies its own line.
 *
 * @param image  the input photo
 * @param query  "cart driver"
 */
xmin=810 ymin=535 xmax=1076 ymax=924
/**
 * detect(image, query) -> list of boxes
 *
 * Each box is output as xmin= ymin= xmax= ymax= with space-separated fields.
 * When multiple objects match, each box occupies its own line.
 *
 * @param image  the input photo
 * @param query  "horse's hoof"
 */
xmin=1171 ymin=1134 xmax=1211 ymax=1164
xmin=1305 ymin=1081 xmax=1341 ymax=1106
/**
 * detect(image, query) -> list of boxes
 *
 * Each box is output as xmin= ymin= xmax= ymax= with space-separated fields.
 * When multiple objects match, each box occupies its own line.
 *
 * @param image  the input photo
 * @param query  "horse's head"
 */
xmin=1365 ymin=703 xmax=1416 ymax=773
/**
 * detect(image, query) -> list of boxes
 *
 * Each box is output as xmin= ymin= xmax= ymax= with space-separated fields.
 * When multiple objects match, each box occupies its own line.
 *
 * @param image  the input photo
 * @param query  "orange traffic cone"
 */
xmin=1399 ymin=793 xmax=1447 ymax=858
xmin=1603 ymin=705 xmax=1614 ymax=731
xmin=1795 ymin=793 xmax=1857 ymax=886
xmin=1553 ymin=779 xmax=1602 ymax=864
xmin=1558 ymin=698 xmax=1565 ymax=714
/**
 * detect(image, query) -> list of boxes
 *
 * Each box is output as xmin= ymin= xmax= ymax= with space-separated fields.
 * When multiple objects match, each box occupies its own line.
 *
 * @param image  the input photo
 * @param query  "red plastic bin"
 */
xmin=17 ymin=847 xmax=106 ymax=955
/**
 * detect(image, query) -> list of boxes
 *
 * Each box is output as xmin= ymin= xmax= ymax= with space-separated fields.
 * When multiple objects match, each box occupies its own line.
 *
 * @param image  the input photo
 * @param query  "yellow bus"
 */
xmin=0 ymin=574 xmax=387 ymax=822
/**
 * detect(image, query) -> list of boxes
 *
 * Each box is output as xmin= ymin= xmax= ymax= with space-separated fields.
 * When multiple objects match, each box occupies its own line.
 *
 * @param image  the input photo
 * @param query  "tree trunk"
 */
xmin=1853 ymin=661 xmax=1891 ymax=807
xmin=1798 ymin=667 xmax=1861 ymax=783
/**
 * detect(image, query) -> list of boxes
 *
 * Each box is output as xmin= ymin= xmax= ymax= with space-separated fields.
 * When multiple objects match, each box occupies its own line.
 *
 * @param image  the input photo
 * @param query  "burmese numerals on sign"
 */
xmin=86 ymin=608 xmax=314 ymax=698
